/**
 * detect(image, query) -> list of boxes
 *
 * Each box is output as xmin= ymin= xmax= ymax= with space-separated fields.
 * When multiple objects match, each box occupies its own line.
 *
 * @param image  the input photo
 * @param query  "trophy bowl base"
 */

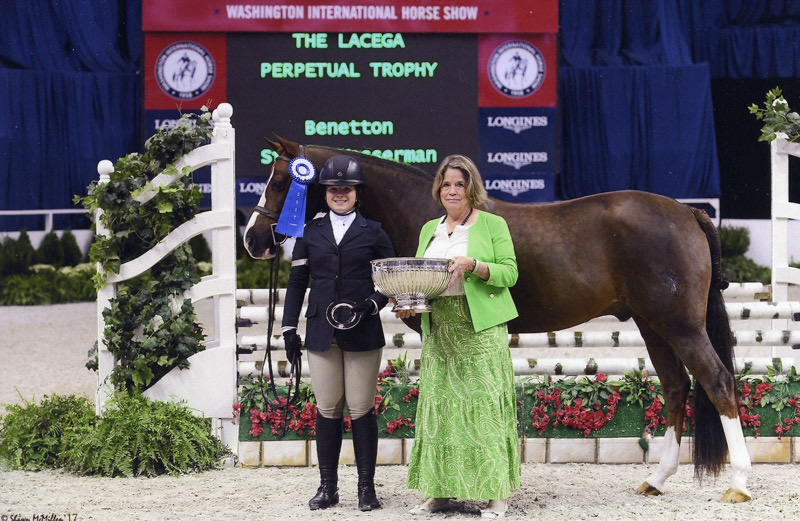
xmin=391 ymin=294 xmax=433 ymax=313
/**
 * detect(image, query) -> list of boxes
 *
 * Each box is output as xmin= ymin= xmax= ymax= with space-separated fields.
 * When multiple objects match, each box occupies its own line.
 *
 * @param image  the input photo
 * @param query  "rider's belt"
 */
xmin=291 ymin=258 xmax=308 ymax=267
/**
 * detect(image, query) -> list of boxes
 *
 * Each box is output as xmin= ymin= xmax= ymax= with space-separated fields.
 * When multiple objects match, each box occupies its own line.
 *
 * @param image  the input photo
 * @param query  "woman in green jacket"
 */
xmin=396 ymin=155 xmax=520 ymax=519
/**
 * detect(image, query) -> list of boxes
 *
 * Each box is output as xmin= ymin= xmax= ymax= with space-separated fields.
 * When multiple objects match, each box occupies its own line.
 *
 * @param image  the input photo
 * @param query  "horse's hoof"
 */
xmin=721 ymin=488 xmax=751 ymax=503
xmin=636 ymin=482 xmax=663 ymax=496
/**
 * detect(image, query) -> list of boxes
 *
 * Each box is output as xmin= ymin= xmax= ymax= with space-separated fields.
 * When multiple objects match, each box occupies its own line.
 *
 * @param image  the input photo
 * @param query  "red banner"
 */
xmin=477 ymin=33 xmax=556 ymax=107
xmin=144 ymin=33 xmax=228 ymax=110
xmin=142 ymin=0 xmax=557 ymax=34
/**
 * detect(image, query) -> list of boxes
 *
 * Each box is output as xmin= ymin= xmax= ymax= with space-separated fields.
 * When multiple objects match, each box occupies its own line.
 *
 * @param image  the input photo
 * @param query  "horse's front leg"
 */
xmin=637 ymin=425 xmax=683 ymax=496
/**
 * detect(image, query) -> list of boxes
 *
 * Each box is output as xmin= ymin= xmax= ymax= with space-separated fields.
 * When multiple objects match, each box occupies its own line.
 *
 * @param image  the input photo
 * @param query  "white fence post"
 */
xmin=770 ymin=139 xmax=800 ymax=302
xmin=208 ymin=103 xmax=239 ymax=452
xmin=95 ymin=159 xmax=116 ymax=415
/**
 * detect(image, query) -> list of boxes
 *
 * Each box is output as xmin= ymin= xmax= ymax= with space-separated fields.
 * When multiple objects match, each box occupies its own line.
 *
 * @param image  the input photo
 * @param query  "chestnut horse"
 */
xmin=244 ymin=137 xmax=751 ymax=503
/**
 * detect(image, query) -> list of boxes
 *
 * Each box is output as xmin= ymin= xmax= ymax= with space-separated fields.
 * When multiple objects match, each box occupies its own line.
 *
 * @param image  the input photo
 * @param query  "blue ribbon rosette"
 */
xmin=275 ymin=157 xmax=316 ymax=238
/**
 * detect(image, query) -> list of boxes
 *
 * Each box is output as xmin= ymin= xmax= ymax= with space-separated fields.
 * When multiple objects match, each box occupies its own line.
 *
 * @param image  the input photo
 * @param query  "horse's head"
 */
xmin=243 ymin=136 xmax=315 ymax=259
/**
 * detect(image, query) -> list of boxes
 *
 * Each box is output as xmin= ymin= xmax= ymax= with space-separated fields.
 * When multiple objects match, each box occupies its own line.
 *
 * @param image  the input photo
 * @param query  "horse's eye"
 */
xmin=272 ymin=181 xmax=285 ymax=191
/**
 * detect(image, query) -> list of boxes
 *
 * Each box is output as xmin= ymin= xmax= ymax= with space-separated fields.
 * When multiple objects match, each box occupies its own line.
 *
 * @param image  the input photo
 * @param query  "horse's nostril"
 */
xmin=245 ymin=234 xmax=254 ymax=248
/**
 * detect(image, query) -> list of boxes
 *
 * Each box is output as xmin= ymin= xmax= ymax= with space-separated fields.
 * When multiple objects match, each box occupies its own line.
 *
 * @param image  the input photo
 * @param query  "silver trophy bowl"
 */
xmin=371 ymin=257 xmax=453 ymax=312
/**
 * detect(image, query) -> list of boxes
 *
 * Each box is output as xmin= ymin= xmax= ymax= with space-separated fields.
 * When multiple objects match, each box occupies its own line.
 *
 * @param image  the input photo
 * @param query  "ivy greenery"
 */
xmin=749 ymin=87 xmax=800 ymax=142
xmin=75 ymin=109 xmax=213 ymax=392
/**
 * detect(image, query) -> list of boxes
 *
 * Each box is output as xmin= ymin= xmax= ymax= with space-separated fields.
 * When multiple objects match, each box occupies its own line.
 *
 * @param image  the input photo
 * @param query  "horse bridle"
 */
xmin=252 ymin=144 xmax=308 ymax=221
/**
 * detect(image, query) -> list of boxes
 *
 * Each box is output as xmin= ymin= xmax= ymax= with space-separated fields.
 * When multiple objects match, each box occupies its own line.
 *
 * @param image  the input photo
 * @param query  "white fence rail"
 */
xmin=95 ymin=103 xmax=238 ymax=452
xmin=771 ymin=138 xmax=800 ymax=301
xmin=235 ymin=282 xmax=800 ymax=379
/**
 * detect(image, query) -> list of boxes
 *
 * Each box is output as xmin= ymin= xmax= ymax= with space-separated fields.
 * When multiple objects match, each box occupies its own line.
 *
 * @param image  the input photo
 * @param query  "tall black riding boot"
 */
xmin=351 ymin=409 xmax=381 ymax=511
xmin=308 ymin=413 xmax=342 ymax=510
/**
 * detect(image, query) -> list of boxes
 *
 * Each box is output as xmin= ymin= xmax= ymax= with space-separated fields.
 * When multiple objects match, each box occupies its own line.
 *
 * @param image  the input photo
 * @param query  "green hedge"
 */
xmin=0 ymin=252 xmax=288 ymax=305
xmin=0 ymin=264 xmax=95 ymax=305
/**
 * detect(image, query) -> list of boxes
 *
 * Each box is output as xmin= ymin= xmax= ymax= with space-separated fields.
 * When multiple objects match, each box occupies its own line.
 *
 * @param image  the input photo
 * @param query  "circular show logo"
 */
xmin=488 ymin=40 xmax=545 ymax=98
xmin=155 ymin=41 xmax=215 ymax=100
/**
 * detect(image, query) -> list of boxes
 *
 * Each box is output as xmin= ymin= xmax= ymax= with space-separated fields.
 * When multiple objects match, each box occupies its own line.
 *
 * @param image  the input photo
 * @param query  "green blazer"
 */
xmin=415 ymin=210 xmax=519 ymax=334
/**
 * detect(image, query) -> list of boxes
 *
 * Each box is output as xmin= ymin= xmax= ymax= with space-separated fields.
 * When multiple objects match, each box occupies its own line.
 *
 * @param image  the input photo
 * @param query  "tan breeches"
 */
xmin=307 ymin=342 xmax=383 ymax=420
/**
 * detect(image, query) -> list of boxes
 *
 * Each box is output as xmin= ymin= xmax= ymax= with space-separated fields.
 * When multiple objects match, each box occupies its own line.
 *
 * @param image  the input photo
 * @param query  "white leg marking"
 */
xmin=645 ymin=426 xmax=681 ymax=492
xmin=721 ymin=415 xmax=751 ymax=495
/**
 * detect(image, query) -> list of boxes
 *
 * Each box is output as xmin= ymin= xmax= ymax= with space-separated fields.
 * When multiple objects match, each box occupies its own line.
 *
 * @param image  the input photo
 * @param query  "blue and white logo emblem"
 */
xmin=155 ymin=41 xmax=216 ymax=100
xmin=488 ymin=40 xmax=545 ymax=98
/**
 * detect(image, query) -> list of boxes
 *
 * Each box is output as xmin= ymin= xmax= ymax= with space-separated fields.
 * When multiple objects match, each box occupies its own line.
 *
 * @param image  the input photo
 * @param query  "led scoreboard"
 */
xmin=229 ymin=31 xmax=478 ymax=174
xmin=143 ymin=0 xmax=559 ymax=204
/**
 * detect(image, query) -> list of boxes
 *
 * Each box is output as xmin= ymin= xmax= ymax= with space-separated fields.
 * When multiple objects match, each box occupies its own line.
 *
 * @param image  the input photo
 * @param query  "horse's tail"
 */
xmin=689 ymin=207 xmax=735 ymax=479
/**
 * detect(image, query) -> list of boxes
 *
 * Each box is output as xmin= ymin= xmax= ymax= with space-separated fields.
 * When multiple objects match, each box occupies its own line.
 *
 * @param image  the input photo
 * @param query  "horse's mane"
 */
xmin=308 ymin=145 xmax=434 ymax=182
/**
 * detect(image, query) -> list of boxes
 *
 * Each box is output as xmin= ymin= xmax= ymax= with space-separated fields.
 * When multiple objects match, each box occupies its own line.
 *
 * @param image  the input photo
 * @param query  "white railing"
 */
xmin=0 ymin=208 xmax=90 ymax=232
xmin=95 ymin=103 xmax=238 ymax=453
xmin=235 ymin=283 xmax=799 ymax=379
xmin=771 ymin=139 xmax=800 ymax=301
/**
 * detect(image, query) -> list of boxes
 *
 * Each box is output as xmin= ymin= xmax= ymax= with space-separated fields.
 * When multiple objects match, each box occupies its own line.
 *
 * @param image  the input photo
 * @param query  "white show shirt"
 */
xmin=329 ymin=211 xmax=356 ymax=244
xmin=423 ymin=218 xmax=471 ymax=296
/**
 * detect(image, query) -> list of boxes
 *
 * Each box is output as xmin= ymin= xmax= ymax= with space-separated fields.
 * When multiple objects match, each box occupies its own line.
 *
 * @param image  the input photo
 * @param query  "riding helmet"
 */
xmin=318 ymin=155 xmax=364 ymax=186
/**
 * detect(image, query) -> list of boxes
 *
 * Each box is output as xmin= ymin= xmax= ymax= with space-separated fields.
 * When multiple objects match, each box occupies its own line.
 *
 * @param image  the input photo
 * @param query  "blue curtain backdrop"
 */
xmin=0 ymin=0 xmax=142 ymax=231
xmin=557 ymin=0 xmax=800 ymax=199
xmin=558 ymin=0 xmax=716 ymax=199
xmin=560 ymin=65 xmax=720 ymax=199
xmin=681 ymin=1 xmax=800 ymax=79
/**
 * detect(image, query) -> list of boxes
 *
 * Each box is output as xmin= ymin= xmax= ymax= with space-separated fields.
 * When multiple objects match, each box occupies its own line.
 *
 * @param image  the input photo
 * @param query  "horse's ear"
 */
xmin=263 ymin=137 xmax=281 ymax=153
xmin=274 ymin=135 xmax=301 ymax=158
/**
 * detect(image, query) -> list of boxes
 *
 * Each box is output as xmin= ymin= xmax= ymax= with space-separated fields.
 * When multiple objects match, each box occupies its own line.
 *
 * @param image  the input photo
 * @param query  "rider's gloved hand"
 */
xmin=283 ymin=329 xmax=303 ymax=366
xmin=351 ymin=299 xmax=377 ymax=317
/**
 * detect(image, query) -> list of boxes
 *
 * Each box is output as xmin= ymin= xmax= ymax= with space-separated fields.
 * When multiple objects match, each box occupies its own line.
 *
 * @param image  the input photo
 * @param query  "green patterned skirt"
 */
xmin=407 ymin=295 xmax=520 ymax=500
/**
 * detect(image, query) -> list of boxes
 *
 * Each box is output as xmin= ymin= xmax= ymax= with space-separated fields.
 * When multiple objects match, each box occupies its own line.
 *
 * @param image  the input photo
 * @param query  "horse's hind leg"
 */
xmin=634 ymin=320 xmax=691 ymax=496
xmin=657 ymin=327 xmax=751 ymax=502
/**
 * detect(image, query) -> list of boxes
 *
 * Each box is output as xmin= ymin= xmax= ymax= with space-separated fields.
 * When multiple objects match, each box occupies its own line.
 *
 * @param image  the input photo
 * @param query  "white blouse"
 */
xmin=423 ymin=218 xmax=471 ymax=296
xmin=329 ymin=211 xmax=356 ymax=244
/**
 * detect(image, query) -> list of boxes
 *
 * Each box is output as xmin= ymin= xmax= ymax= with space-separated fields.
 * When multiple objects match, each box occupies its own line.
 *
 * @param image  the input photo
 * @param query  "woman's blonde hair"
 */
xmin=431 ymin=154 xmax=488 ymax=208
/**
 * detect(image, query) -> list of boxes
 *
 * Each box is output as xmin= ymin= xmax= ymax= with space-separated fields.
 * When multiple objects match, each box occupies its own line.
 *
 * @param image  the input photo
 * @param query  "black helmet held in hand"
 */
xmin=319 ymin=155 xmax=364 ymax=186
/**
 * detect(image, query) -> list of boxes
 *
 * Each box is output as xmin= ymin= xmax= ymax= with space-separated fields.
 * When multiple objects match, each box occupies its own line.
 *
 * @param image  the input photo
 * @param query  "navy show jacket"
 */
xmin=282 ymin=211 xmax=396 ymax=351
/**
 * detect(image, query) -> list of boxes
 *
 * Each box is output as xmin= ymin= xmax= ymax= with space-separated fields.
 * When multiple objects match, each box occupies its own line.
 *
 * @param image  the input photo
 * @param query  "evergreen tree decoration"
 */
xmin=36 ymin=230 xmax=64 ymax=267
xmin=1 ymin=229 xmax=35 ymax=276
xmin=60 ymin=229 xmax=85 ymax=266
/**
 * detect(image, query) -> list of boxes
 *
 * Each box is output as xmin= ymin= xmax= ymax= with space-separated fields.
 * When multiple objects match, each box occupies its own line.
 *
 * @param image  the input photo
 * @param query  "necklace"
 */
xmin=443 ymin=207 xmax=473 ymax=237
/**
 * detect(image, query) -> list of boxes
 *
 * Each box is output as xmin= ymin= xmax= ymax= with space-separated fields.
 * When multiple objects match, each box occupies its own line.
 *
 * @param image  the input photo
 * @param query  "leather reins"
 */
xmin=255 ymin=145 xmax=308 ymax=439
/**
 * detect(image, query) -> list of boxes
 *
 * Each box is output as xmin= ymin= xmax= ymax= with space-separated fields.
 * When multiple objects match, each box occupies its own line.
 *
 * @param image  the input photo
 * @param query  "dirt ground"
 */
xmin=2 ymin=302 xmax=800 ymax=521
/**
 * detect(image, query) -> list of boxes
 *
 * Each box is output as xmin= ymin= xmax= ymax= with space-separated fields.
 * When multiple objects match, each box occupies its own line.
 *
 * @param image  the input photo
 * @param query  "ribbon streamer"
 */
xmin=276 ymin=157 xmax=316 ymax=238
